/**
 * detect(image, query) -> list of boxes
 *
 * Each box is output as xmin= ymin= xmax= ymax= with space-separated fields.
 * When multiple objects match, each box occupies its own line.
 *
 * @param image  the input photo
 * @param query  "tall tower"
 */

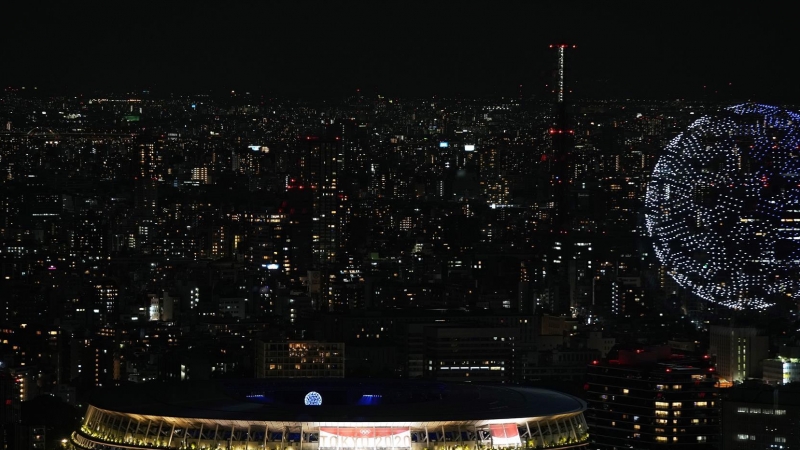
xmin=547 ymin=43 xmax=576 ymax=230
xmin=540 ymin=44 xmax=577 ymax=316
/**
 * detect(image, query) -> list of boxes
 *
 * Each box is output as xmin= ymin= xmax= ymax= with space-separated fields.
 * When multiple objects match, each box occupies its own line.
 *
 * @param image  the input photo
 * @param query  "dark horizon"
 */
xmin=2 ymin=3 xmax=798 ymax=102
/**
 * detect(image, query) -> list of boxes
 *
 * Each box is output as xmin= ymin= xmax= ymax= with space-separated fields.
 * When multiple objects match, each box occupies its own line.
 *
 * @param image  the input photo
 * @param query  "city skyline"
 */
xmin=2 ymin=3 xmax=798 ymax=101
xmin=4 ymin=4 xmax=800 ymax=449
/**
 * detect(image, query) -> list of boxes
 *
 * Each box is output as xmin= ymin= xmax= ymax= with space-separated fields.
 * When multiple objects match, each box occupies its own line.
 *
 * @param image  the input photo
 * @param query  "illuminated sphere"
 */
xmin=646 ymin=104 xmax=800 ymax=309
xmin=304 ymin=391 xmax=322 ymax=406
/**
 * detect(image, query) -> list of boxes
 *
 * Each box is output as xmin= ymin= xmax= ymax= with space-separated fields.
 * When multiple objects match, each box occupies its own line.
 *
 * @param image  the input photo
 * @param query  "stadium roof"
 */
xmin=88 ymin=379 xmax=586 ymax=423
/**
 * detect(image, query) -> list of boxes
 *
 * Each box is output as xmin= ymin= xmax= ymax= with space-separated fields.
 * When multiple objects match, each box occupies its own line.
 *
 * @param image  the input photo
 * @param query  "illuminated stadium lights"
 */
xmin=645 ymin=104 xmax=800 ymax=309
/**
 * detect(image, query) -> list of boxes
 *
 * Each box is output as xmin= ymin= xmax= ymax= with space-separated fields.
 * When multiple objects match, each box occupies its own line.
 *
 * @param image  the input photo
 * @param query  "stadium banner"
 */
xmin=319 ymin=427 xmax=411 ymax=449
xmin=489 ymin=423 xmax=521 ymax=446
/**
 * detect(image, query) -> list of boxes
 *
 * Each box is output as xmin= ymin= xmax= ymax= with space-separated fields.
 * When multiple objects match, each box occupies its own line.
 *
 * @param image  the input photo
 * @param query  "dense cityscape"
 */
xmin=3 ymin=6 xmax=800 ymax=446
xmin=2 ymin=82 xmax=799 ymax=449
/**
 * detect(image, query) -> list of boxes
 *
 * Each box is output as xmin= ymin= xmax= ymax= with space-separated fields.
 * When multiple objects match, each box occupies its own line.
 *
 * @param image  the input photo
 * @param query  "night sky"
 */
xmin=3 ymin=2 xmax=797 ymax=101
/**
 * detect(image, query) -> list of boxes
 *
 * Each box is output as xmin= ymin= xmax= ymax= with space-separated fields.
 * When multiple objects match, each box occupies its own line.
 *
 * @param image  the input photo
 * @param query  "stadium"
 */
xmin=70 ymin=379 xmax=589 ymax=450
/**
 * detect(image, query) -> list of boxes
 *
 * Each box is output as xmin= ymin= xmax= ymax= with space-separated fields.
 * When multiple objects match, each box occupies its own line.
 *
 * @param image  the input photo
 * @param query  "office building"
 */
xmin=255 ymin=341 xmax=345 ymax=378
xmin=721 ymin=382 xmax=800 ymax=449
xmin=709 ymin=325 xmax=769 ymax=384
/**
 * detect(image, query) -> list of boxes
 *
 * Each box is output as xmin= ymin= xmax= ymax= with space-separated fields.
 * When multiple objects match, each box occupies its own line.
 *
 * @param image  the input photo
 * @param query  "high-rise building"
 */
xmin=303 ymin=136 xmax=345 ymax=268
xmin=299 ymin=135 xmax=349 ymax=311
xmin=93 ymin=280 xmax=119 ymax=325
xmin=585 ymin=346 xmax=720 ymax=449
xmin=0 ymin=370 xmax=21 ymax=450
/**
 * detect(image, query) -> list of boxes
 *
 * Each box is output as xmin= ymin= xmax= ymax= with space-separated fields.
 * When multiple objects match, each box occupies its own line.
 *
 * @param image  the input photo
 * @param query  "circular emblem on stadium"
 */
xmin=304 ymin=391 xmax=322 ymax=406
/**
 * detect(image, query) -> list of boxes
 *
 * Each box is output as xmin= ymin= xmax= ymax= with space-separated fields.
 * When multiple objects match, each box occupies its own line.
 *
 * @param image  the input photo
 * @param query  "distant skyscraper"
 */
xmin=284 ymin=180 xmax=314 ymax=278
xmin=93 ymin=280 xmax=119 ymax=325
xmin=297 ymin=135 xmax=349 ymax=311
xmin=303 ymin=136 xmax=345 ymax=267
xmin=0 ymin=370 xmax=21 ymax=450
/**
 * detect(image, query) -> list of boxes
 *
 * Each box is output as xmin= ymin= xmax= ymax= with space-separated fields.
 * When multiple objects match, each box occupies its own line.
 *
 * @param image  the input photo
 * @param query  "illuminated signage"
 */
xmin=319 ymin=428 xmax=411 ymax=450
xmin=489 ymin=424 xmax=521 ymax=446
xmin=249 ymin=145 xmax=261 ymax=151
xmin=439 ymin=142 xmax=449 ymax=148
xmin=304 ymin=391 xmax=322 ymax=406
xmin=464 ymin=144 xmax=475 ymax=151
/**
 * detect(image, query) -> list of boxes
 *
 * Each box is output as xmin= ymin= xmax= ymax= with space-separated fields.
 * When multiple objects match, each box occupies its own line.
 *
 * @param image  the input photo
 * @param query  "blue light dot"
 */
xmin=304 ymin=391 xmax=322 ymax=406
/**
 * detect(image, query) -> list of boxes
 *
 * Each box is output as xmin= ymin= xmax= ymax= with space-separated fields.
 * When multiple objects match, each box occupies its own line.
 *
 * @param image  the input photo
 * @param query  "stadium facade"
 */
xmin=70 ymin=379 xmax=589 ymax=450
